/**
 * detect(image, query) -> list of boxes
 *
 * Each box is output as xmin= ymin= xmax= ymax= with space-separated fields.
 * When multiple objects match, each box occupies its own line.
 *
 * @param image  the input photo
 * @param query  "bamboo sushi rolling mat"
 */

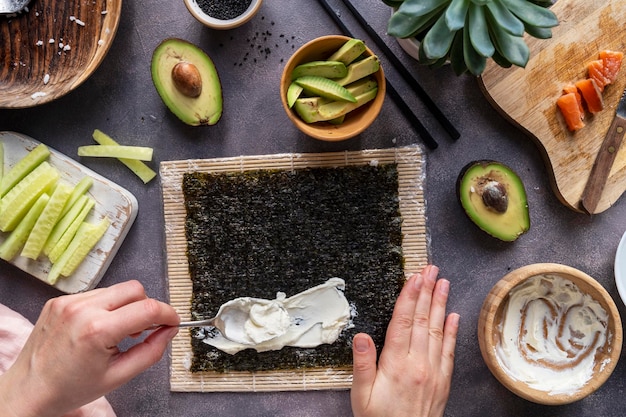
xmin=160 ymin=146 xmax=428 ymax=392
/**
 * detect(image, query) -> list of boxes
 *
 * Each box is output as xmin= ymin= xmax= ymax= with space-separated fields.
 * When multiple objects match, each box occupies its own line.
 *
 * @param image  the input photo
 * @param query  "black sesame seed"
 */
xmin=196 ymin=0 xmax=252 ymax=20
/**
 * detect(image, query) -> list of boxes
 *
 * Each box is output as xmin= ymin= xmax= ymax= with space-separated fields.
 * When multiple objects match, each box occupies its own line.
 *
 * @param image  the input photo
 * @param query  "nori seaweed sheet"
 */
xmin=183 ymin=164 xmax=405 ymax=372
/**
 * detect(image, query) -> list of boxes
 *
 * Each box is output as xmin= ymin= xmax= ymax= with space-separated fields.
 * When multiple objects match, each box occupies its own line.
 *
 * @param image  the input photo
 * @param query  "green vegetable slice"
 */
xmin=21 ymin=182 xmax=73 ymax=260
xmin=78 ymin=145 xmax=153 ymax=161
xmin=0 ymin=142 xmax=4 ymax=185
xmin=48 ymin=197 xmax=96 ymax=264
xmin=43 ymin=194 xmax=89 ymax=257
xmin=0 ymin=143 xmax=50 ymax=197
xmin=59 ymin=177 xmax=93 ymax=219
xmin=48 ymin=217 xmax=110 ymax=284
xmin=0 ymin=193 xmax=49 ymax=261
xmin=287 ymin=82 xmax=304 ymax=108
xmin=294 ymin=76 xmax=357 ymax=103
xmin=0 ymin=161 xmax=59 ymax=232
xmin=92 ymin=130 xmax=157 ymax=184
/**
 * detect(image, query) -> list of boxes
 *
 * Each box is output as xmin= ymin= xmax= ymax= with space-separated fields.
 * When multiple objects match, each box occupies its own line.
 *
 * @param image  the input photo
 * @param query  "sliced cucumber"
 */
xmin=287 ymin=82 xmax=304 ymax=108
xmin=21 ymin=182 xmax=73 ymax=260
xmin=48 ymin=217 xmax=110 ymax=284
xmin=78 ymin=145 xmax=153 ymax=161
xmin=43 ymin=194 xmax=89 ymax=257
xmin=0 ymin=143 xmax=50 ymax=197
xmin=294 ymin=76 xmax=357 ymax=103
xmin=92 ymin=130 xmax=157 ymax=183
xmin=328 ymin=38 xmax=367 ymax=65
xmin=48 ymin=197 xmax=96 ymax=264
xmin=59 ymin=177 xmax=93 ymax=219
xmin=0 ymin=193 xmax=50 ymax=261
xmin=291 ymin=61 xmax=348 ymax=80
xmin=0 ymin=161 xmax=59 ymax=232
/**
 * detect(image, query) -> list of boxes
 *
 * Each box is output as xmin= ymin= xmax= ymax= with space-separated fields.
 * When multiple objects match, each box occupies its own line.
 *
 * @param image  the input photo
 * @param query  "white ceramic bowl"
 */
xmin=615 ymin=230 xmax=626 ymax=306
xmin=184 ymin=0 xmax=263 ymax=30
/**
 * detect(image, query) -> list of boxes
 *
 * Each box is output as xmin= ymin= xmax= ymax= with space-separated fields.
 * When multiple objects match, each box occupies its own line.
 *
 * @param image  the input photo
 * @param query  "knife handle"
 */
xmin=581 ymin=115 xmax=626 ymax=214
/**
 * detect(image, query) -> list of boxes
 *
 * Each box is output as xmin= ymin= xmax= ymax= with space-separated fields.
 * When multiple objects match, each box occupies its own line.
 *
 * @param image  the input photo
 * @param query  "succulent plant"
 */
xmin=384 ymin=0 xmax=558 ymax=75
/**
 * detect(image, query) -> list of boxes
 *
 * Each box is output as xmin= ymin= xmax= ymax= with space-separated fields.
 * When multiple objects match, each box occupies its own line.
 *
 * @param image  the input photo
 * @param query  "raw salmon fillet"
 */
xmin=557 ymin=92 xmax=585 ymax=131
xmin=575 ymin=78 xmax=604 ymax=114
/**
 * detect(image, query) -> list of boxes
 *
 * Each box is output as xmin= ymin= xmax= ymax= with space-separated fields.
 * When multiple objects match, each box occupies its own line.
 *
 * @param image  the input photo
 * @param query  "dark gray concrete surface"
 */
xmin=1 ymin=0 xmax=626 ymax=416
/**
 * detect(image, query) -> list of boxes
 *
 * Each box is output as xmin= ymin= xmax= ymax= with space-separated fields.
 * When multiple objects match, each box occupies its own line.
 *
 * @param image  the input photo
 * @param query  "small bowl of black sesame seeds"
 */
xmin=184 ymin=0 xmax=263 ymax=30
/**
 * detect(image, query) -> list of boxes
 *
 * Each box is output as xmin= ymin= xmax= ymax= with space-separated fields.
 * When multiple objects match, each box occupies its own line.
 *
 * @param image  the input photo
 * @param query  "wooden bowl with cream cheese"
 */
xmin=478 ymin=263 xmax=623 ymax=405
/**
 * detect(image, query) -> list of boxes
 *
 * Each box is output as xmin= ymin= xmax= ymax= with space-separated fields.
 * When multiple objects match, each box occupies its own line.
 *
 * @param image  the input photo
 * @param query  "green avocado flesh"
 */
xmin=457 ymin=160 xmax=530 ymax=242
xmin=151 ymin=38 xmax=222 ymax=126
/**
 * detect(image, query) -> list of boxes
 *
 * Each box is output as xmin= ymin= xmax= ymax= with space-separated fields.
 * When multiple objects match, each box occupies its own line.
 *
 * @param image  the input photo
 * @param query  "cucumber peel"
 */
xmin=91 ymin=129 xmax=157 ymax=184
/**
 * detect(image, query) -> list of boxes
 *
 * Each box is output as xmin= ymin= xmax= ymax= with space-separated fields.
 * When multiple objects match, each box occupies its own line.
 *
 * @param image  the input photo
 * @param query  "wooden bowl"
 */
xmin=183 ymin=0 xmax=263 ymax=30
xmin=0 ymin=0 xmax=122 ymax=109
xmin=478 ymin=263 xmax=622 ymax=405
xmin=280 ymin=35 xmax=386 ymax=142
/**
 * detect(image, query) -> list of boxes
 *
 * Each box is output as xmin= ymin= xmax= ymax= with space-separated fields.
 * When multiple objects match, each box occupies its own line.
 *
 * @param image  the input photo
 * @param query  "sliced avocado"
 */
xmin=294 ymin=76 xmax=356 ymax=103
xmin=151 ymin=38 xmax=222 ymax=126
xmin=335 ymin=55 xmax=380 ymax=86
xmin=287 ymin=82 xmax=304 ymax=108
xmin=290 ymin=61 xmax=348 ymax=80
xmin=456 ymin=160 xmax=530 ymax=242
xmin=328 ymin=38 xmax=367 ymax=65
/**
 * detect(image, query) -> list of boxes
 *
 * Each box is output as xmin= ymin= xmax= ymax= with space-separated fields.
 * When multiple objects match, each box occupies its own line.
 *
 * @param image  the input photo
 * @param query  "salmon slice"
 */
xmin=557 ymin=92 xmax=585 ymax=131
xmin=575 ymin=78 xmax=604 ymax=113
xmin=587 ymin=60 xmax=610 ymax=92
xmin=600 ymin=50 xmax=623 ymax=84
xmin=562 ymin=84 xmax=584 ymax=114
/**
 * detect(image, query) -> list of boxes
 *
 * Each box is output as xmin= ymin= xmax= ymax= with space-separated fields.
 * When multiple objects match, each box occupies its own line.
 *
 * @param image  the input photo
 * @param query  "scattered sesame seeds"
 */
xmin=43 ymin=74 xmax=50 ymax=84
xmin=49 ymin=38 xmax=55 ymax=44
xmin=36 ymin=40 xmax=44 ymax=46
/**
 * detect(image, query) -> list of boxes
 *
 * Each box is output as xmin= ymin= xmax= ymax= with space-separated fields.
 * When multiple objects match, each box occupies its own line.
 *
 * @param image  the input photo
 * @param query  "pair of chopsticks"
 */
xmin=317 ymin=0 xmax=460 ymax=149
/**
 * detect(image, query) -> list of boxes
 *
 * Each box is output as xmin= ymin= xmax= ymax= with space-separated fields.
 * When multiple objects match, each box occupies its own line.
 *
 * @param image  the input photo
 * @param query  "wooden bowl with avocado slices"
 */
xmin=280 ymin=35 xmax=386 ymax=142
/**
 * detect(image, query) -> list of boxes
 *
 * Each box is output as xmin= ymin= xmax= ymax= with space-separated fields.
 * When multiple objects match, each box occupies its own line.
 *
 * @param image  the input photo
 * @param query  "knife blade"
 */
xmin=580 ymin=86 xmax=626 ymax=214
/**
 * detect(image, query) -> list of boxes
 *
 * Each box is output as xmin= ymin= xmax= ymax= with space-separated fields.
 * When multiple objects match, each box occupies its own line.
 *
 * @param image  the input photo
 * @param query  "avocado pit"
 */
xmin=172 ymin=62 xmax=203 ymax=98
xmin=457 ymin=160 xmax=530 ymax=242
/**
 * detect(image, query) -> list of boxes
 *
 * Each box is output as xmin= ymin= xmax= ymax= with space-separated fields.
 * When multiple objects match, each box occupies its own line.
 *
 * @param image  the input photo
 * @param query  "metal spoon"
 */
xmin=0 ymin=0 xmax=31 ymax=14
xmin=158 ymin=298 xmax=288 ymax=345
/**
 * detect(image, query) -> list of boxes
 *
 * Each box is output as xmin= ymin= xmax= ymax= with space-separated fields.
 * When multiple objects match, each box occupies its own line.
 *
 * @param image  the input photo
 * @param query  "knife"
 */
xmin=580 ymin=87 xmax=626 ymax=214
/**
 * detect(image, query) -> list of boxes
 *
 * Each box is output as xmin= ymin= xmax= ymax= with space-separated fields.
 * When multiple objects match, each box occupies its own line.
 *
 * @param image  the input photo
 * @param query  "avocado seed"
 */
xmin=481 ymin=180 xmax=508 ymax=213
xmin=172 ymin=61 xmax=202 ymax=98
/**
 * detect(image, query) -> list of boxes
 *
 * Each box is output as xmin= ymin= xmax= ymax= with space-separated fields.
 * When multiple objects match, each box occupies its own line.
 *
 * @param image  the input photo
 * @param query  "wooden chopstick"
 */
xmin=316 ymin=0 xmax=439 ymax=150
xmin=341 ymin=0 xmax=460 ymax=140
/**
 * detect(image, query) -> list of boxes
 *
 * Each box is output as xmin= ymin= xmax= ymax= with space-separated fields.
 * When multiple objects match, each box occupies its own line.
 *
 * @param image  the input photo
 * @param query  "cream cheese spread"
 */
xmin=495 ymin=274 xmax=610 ymax=395
xmin=198 ymin=277 xmax=353 ymax=355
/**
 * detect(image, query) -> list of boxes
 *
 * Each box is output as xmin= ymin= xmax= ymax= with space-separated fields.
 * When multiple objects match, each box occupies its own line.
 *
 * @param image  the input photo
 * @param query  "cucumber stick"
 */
xmin=59 ymin=177 xmax=93 ymax=219
xmin=0 ymin=194 xmax=50 ymax=261
xmin=43 ymin=195 xmax=89 ymax=257
xmin=0 ymin=143 xmax=50 ymax=197
xmin=0 ymin=161 xmax=59 ymax=232
xmin=48 ymin=197 xmax=96 ymax=264
xmin=21 ymin=182 xmax=73 ymax=259
xmin=48 ymin=217 xmax=110 ymax=284
xmin=92 ymin=129 xmax=157 ymax=184
xmin=78 ymin=145 xmax=153 ymax=161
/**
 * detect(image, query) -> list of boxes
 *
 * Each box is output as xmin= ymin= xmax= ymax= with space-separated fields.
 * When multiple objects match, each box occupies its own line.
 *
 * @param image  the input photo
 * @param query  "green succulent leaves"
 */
xmin=386 ymin=0 xmax=558 ymax=75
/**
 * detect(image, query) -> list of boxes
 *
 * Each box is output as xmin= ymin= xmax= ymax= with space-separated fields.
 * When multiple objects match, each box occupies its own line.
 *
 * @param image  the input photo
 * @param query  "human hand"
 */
xmin=0 ymin=280 xmax=180 ymax=417
xmin=351 ymin=265 xmax=459 ymax=417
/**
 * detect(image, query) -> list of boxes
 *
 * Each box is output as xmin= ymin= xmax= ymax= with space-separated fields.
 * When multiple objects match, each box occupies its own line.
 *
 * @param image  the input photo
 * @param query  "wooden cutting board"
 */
xmin=479 ymin=0 xmax=626 ymax=214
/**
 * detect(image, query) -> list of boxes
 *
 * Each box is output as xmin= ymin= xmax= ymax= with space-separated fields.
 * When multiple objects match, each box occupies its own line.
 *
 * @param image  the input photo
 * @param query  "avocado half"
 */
xmin=151 ymin=38 xmax=222 ymax=126
xmin=456 ymin=160 xmax=530 ymax=242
